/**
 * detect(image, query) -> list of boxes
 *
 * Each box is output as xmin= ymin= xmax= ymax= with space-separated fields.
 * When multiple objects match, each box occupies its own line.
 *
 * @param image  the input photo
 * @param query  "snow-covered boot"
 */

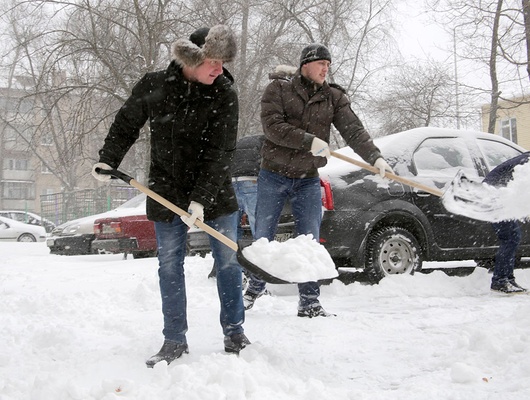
xmin=145 ymin=340 xmax=189 ymax=368
xmin=224 ymin=333 xmax=251 ymax=354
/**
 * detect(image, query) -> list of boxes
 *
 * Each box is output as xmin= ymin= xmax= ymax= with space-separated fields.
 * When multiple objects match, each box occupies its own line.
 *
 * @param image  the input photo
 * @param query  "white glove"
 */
xmin=181 ymin=201 xmax=204 ymax=228
xmin=310 ymin=137 xmax=331 ymax=158
xmin=91 ymin=162 xmax=113 ymax=182
xmin=374 ymin=158 xmax=394 ymax=178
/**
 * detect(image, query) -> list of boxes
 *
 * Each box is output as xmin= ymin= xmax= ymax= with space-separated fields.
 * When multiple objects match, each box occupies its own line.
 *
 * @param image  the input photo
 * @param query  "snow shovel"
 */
xmin=95 ymin=168 xmax=293 ymax=284
xmin=329 ymin=151 xmax=500 ymax=220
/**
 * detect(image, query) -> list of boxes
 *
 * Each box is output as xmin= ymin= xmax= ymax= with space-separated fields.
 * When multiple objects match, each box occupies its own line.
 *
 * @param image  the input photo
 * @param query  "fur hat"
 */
xmin=172 ymin=25 xmax=237 ymax=67
xmin=300 ymin=44 xmax=332 ymax=67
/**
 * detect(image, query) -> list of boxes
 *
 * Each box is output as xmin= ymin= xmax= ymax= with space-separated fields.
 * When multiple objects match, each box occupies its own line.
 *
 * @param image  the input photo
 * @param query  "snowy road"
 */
xmin=1 ymin=242 xmax=529 ymax=399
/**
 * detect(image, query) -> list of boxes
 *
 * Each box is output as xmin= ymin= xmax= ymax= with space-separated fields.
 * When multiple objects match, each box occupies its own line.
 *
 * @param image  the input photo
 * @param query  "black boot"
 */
xmin=145 ymin=340 xmax=189 ymax=368
xmin=224 ymin=333 xmax=251 ymax=354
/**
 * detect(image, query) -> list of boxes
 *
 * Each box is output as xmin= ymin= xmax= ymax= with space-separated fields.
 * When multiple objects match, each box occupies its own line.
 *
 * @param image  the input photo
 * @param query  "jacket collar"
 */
xmin=292 ymin=71 xmax=331 ymax=103
xmin=165 ymin=60 xmax=233 ymax=95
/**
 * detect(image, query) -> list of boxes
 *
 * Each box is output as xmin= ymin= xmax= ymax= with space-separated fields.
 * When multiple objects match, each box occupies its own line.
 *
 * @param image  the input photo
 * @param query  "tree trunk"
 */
xmin=488 ymin=0 xmax=503 ymax=134
xmin=523 ymin=0 xmax=530 ymax=81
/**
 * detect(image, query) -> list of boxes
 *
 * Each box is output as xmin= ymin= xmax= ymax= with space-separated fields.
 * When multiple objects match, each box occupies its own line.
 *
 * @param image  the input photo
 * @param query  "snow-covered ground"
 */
xmin=2 ymin=242 xmax=530 ymax=400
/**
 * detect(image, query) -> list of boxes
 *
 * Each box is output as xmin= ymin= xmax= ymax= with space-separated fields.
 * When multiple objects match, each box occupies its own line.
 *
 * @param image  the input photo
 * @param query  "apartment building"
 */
xmin=481 ymin=96 xmax=530 ymax=150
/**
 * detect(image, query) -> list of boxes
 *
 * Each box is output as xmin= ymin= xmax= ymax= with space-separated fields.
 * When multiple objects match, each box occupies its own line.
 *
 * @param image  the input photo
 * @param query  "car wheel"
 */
xmin=365 ymin=226 xmax=422 ymax=283
xmin=18 ymin=233 xmax=37 ymax=242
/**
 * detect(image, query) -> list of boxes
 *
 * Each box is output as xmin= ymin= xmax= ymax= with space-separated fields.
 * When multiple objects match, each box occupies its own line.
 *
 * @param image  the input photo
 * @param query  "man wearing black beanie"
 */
xmin=243 ymin=43 xmax=393 ymax=317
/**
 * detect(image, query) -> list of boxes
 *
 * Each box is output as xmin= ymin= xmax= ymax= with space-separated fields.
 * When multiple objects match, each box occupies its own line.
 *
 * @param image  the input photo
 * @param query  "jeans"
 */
xmin=491 ymin=220 xmax=521 ymax=286
xmin=232 ymin=179 xmax=258 ymax=237
xmin=247 ymin=169 xmax=322 ymax=310
xmin=154 ymin=212 xmax=245 ymax=344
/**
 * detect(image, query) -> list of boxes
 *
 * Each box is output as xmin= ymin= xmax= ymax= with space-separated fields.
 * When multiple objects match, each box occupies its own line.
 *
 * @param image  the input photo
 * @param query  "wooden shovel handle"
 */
xmin=97 ymin=168 xmax=238 ymax=251
xmin=128 ymin=179 xmax=238 ymax=251
xmin=330 ymin=151 xmax=443 ymax=197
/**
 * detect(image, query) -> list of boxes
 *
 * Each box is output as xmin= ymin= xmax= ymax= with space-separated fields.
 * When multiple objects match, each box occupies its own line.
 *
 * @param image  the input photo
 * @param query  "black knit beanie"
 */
xmin=300 ymin=44 xmax=332 ymax=67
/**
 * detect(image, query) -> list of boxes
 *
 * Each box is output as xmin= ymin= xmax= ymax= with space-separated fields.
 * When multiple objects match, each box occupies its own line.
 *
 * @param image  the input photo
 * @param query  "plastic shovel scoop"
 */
xmin=237 ymin=235 xmax=338 ymax=284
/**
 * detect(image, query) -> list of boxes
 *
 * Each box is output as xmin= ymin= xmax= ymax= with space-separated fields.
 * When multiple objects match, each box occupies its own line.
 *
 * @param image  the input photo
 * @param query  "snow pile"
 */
xmin=2 ymin=243 xmax=530 ymax=399
xmin=242 ymin=235 xmax=338 ymax=282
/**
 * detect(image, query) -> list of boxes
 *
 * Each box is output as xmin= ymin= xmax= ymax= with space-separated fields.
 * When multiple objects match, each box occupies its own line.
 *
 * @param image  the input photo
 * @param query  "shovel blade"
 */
xmin=442 ymin=171 xmax=504 ymax=222
xmin=236 ymin=241 xmax=292 ymax=284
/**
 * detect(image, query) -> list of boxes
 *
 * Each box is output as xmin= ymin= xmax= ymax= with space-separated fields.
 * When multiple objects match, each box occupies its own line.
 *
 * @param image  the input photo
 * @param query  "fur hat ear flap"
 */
xmin=172 ymin=39 xmax=204 ymax=67
xmin=172 ymin=25 xmax=237 ymax=67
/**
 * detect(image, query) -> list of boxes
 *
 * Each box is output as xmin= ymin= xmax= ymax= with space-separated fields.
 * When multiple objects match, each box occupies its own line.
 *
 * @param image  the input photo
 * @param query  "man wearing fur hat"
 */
xmin=243 ymin=43 xmax=394 ymax=317
xmin=92 ymin=25 xmax=250 ymax=366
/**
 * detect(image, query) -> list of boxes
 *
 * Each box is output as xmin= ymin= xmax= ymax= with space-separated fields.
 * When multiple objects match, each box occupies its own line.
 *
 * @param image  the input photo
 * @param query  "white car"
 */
xmin=0 ymin=210 xmax=56 ymax=233
xmin=0 ymin=216 xmax=47 ymax=242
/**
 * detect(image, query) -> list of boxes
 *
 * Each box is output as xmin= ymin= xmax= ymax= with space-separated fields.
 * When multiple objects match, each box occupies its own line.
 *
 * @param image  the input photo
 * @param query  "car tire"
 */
xmin=17 ymin=233 xmax=37 ymax=242
xmin=365 ymin=226 xmax=422 ymax=283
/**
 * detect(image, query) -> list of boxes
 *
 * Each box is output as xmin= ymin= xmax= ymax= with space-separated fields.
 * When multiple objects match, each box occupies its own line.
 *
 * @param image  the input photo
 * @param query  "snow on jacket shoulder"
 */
xmin=260 ymin=67 xmax=381 ymax=178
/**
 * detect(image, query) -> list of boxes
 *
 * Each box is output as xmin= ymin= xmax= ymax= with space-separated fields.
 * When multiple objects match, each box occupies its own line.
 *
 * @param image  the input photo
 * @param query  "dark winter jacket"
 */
xmin=483 ymin=152 xmax=530 ymax=187
xmin=98 ymin=61 xmax=239 ymax=222
xmin=231 ymin=135 xmax=265 ymax=177
xmin=260 ymin=66 xmax=382 ymax=178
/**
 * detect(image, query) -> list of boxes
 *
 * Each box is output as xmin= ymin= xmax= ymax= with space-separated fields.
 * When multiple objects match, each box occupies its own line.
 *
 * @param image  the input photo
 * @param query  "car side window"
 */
xmin=476 ymin=139 xmax=522 ymax=170
xmin=413 ymin=138 xmax=477 ymax=177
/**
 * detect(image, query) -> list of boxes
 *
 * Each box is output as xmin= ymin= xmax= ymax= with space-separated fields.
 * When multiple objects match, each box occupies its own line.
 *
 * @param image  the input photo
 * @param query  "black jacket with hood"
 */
xmin=98 ymin=60 xmax=239 ymax=222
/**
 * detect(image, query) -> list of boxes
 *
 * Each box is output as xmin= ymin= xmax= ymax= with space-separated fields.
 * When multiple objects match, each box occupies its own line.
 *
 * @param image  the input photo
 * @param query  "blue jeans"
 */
xmin=247 ymin=169 xmax=322 ymax=310
xmin=154 ymin=212 xmax=245 ymax=344
xmin=491 ymin=220 xmax=521 ymax=286
xmin=232 ymin=179 xmax=258 ymax=237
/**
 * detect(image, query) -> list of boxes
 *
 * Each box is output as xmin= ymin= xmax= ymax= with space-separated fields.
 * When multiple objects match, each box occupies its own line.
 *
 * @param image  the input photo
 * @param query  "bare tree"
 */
xmin=371 ymin=61 xmax=459 ymax=134
xmin=1 ymin=0 xmax=403 ymax=199
xmin=428 ymin=0 xmax=530 ymax=133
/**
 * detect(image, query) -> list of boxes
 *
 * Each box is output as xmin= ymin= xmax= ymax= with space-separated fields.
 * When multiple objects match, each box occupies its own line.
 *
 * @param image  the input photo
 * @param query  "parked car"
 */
xmin=318 ymin=127 xmax=528 ymax=282
xmin=47 ymin=194 xmax=147 ymax=255
xmin=92 ymin=206 xmax=157 ymax=259
xmin=0 ymin=216 xmax=47 ymax=242
xmin=190 ymin=127 xmax=529 ymax=283
xmin=0 ymin=210 xmax=56 ymax=233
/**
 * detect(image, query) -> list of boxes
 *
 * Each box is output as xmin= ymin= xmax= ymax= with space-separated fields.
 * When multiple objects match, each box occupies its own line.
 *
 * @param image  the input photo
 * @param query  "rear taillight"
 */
xmin=107 ymin=221 xmax=122 ymax=234
xmin=320 ymin=178 xmax=334 ymax=210
xmin=94 ymin=220 xmax=123 ymax=235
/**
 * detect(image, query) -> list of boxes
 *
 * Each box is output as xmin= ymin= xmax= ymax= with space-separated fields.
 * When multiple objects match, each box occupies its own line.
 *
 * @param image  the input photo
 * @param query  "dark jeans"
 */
xmin=154 ymin=212 xmax=245 ymax=343
xmin=247 ymin=169 xmax=322 ymax=310
xmin=232 ymin=179 xmax=258 ymax=237
xmin=491 ymin=220 xmax=521 ymax=286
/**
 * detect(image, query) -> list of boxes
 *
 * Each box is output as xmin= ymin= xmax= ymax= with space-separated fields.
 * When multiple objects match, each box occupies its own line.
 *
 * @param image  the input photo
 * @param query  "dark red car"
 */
xmin=92 ymin=207 xmax=157 ymax=259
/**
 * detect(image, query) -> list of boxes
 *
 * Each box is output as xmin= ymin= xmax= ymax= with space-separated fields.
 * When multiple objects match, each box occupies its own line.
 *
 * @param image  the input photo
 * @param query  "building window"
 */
xmin=2 ymin=181 xmax=35 ymax=199
xmin=500 ymin=118 xmax=517 ymax=144
xmin=41 ymin=163 xmax=52 ymax=174
xmin=41 ymin=132 xmax=53 ymax=146
xmin=41 ymin=188 xmax=55 ymax=196
xmin=4 ymin=158 xmax=29 ymax=170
